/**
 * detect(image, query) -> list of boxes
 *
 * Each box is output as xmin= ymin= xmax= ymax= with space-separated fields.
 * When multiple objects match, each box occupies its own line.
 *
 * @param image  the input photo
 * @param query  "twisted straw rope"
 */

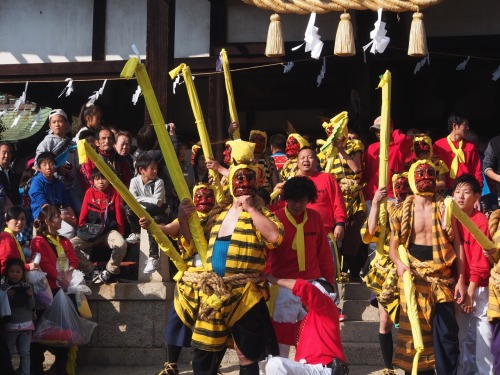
xmin=241 ymin=0 xmax=442 ymax=13
xmin=491 ymin=268 xmax=500 ymax=295
xmin=373 ymin=259 xmax=397 ymax=303
xmin=182 ymin=271 xmax=262 ymax=322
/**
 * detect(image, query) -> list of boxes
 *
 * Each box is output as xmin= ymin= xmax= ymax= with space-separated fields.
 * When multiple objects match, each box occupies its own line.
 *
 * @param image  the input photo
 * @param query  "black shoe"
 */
xmin=329 ymin=359 xmax=349 ymax=375
xmin=93 ymin=270 xmax=118 ymax=284
xmin=85 ymin=268 xmax=100 ymax=282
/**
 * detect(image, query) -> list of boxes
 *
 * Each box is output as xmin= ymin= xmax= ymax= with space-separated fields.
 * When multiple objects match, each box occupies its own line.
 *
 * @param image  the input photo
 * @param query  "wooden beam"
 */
xmin=92 ymin=0 xmax=107 ymax=61
xmin=208 ymin=73 xmax=225 ymax=160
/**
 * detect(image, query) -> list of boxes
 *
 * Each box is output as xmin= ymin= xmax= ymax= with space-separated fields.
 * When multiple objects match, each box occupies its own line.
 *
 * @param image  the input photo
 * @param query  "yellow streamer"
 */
xmin=169 ymin=64 xmax=223 ymax=203
xmin=319 ymin=111 xmax=349 ymax=174
xmin=121 ymin=58 xmax=207 ymax=266
xmin=77 ymin=140 xmax=186 ymax=272
xmin=375 ymin=71 xmax=392 ymax=258
xmin=398 ymin=244 xmax=423 ymax=375
xmin=220 ymin=49 xmax=241 ymax=140
xmin=443 ymin=197 xmax=497 ymax=250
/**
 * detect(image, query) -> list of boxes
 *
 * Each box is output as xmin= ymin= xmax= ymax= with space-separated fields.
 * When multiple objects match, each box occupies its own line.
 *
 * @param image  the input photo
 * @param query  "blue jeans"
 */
xmin=5 ymin=330 xmax=31 ymax=375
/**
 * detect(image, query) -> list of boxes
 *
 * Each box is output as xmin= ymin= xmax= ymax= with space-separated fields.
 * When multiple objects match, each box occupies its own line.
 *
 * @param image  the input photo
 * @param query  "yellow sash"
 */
xmin=284 ymin=207 xmax=307 ymax=271
xmin=45 ymin=234 xmax=67 ymax=258
xmin=4 ymin=228 xmax=24 ymax=263
xmin=446 ymin=136 xmax=465 ymax=179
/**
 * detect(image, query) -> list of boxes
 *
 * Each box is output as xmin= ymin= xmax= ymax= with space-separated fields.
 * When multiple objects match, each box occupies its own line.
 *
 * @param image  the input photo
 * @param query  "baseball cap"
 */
xmin=370 ymin=116 xmax=394 ymax=132
xmin=48 ymin=109 xmax=68 ymax=122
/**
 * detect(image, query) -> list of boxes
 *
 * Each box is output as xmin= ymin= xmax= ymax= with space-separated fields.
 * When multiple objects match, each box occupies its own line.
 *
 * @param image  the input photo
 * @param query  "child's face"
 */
xmin=6 ymin=264 xmax=23 ymax=283
xmin=39 ymin=159 xmax=56 ymax=179
xmin=453 ymin=183 xmax=479 ymax=212
xmin=86 ymin=112 xmax=101 ymax=128
xmin=93 ymin=176 xmax=110 ymax=191
xmin=6 ymin=213 xmax=26 ymax=234
xmin=140 ymin=163 xmax=158 ymax=181
xmin=49 ymin=115 xmax=67 ymax=137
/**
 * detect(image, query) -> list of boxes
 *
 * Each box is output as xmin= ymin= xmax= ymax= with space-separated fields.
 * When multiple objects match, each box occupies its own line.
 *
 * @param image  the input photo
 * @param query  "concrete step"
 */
xmin=343 ymin=342 xmax=386 ymax=367
xmin=341 ymin=299 xmax=379 ymax=321
xmin=339 ymin=281 xmax=372 ymax=301
xmin=340 ymin=321 xmax=397 ymax=343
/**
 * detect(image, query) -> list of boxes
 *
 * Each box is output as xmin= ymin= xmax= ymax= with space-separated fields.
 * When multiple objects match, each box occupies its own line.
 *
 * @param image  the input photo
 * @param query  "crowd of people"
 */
xmin=0 ymin=105 xmax=499 ymax=375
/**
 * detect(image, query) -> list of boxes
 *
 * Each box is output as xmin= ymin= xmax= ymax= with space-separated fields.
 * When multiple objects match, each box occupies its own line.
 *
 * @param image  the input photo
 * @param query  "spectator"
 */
xmin=30 ymin=205 xmax=80 ymax=375
xmin=191 ymin=145 xmax=209 ymax=184
xmin=482 ymin=133 xmax=500 ymax=207
xmin=80 ymin=127 xmax=132 ymax=191
xmin=114 ymin=131 xmax=134 ymax=178
xmin=269 ymin=133 xmax=287 ymax=172
xmin=73 ymin=103 xmax=102 ymax=142
xmin=71 ymin=168 xmax=127 ymax=284
xmin=35 ymin=109 xmax=81 ymax=218
xmin=126 ymin=153 xmax=167 ymax=274
xmin=433 ymin=113 xmax=482 ymax=194
xmin=28 ymin=152 xmax=77 ymax=239
xmin=0 ymin=142 xmax=21 ymax=206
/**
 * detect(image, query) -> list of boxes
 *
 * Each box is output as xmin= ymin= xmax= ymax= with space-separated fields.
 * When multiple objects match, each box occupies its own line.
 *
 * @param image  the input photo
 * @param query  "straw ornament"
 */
xmin=408 ymin=11 xmax=428 ymax=57
xmin=265 ymin=14 xmax=285 ymax=57
xmin=334 ymin=12 xmax=356 ymax=56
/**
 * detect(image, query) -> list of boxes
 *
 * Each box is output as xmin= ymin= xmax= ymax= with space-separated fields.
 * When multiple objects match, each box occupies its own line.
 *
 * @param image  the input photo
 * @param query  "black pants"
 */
xmin=125 ymin=205 xmax=167 ymax=259
xmin=433 ymin=302 xmax=459 ymax=375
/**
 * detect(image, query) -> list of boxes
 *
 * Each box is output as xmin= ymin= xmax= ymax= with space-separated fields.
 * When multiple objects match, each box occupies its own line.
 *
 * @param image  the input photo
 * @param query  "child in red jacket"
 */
xmin=71 ymin=168 xmax=127 ymax=284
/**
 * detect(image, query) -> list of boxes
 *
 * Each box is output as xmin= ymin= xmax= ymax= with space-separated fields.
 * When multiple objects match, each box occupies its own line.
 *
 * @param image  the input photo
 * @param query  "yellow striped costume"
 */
xmin=280 ymin=157 xmax=298 ymax=181
xmin=362 ymin=202 xmax=399 ymax=323
xmin=185 ymin=205 xmax=283 ymax=351
xmin=320 ymin=139 xmax=366 ymax=217
xmin=256 ymin=154 xmax=276 ymax=194
xmin=488 ymin=210 xmax=500 ymax=321
xmin=389 ymin=195 xmax=456 ymax=372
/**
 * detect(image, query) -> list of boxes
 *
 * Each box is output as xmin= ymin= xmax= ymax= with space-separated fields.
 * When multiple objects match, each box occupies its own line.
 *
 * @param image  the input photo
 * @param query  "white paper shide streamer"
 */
xmin=317 ymin=57 xmax=326 ymax=87
xmin=456 ymin=56 xmax=470 ymax=71
xmin=87 ymin=79 xmax=107 ymax=107
xmin=414 ymin=55 xmax=430 ymax=74
xmin=30 ymin=110 xmax=42 ymax=132
xmin=283 ymin=62 xmax=294 ymax=74
xmin=492 ymin=66 xmax=500 ymax=81
xmin=292 ymin=13 xmax=324 ymax=60
xmin=132 ymin=85 xmax=142 ymax=105
xmin=14 ymin=82 xmax=29 ymax=112
xmin=363 ymin=9 xmax=390 ymax=61
xmin=58 ymin=78 xmax=74 ymax=98
xmin=131 ymin=44 xmax=142 ymax=63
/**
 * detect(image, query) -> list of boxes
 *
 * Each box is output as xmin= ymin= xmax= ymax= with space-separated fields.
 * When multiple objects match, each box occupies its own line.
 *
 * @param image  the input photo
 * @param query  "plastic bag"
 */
xmin=66 ymin=270 xmax=93 ymax=319
xmin=32 ymin=289 xmax=97 ymax=347
xmin=26 ymin=270 xmax=53 ymax=310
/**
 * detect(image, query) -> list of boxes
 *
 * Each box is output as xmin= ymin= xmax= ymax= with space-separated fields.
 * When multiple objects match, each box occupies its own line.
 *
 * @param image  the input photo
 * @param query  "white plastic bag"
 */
xmin=32 ymin=289 xmax=97 ymax=347
xmin=26 ymin=269 xmax=53 ymax=310
xmin=66 ymin=270 xmax=93 ymax=319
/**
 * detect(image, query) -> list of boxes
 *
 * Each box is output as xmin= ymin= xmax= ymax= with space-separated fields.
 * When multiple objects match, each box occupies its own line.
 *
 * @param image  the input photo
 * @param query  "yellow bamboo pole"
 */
xmin=220 ymin=49 xmax=241 ymax=140
xmin=169 ymin=64 xmax=223 ymax=202
xmin=77 ymin=140 xmax=187 ymax=272
xmin=120 ymin=58 xmax=208 ymax=266
xmin=376 ymin=71 xmax=391 ymax=257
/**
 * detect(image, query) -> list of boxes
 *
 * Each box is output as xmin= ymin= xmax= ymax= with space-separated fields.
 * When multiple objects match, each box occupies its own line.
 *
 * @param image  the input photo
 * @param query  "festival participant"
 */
xmin=269 ymin=134 xmax=288 ymax=172
xmin=248 ymin=130 xmax=278 ymax=193
xmin=363 ymin=173 xmax=411 ymax=375
xmin=73 ymin=103 xmax=102 ymax=142
xmin=451 ymin=174 xmax=493 ymax=375
xmin=30 ymin=205 xmax=80 ymax=375
xmin=363 ymin=116 xmax=413 ymax=202
xmin=140 ymin=183 xmax=217 ymax=375
xmin=177 ymin=158 xmax=284 ymax=375
xmin=264 ymin=275 xmax=348 ymax=375
xmin=406 ymin=134 xmax=448 ymax=192
xmin=265 ymin=176 xmax=334 ymax=357
xmin=295 ymin=147 xmax=346 ymax=242
xmin=433 ymin=113 xmax=482 ymax=194
xmin=35 ymin=109 xmax=81 ymax=218
xmin=487 ymin=210 xmax=500 ymax=375
xmin=79 ymin=127 xmax=132 ymax=191
xmin=389 ymin=159 xmax=464 ymax=375
xmin=191 ymin=145 xmax=209 ymax=184
xmin=28 ymin=152 xmax=77 ymax=239
xmin=322 ymin=126 xmax=366 ymax=280
xmin=280 ymin=133 xmax=310 ymax=181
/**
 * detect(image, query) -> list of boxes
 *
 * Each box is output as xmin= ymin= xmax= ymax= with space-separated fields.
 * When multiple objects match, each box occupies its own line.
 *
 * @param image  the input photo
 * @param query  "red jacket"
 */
xmin=456 ymin=210 xmax=491 ymax=287
xmin=433 ymin=137 xmax=483 ymax=190
xmin=79 ymin=186 xmax=125 ymax=235
xmin=363 ymin=129 xmax=413 ymax=200
xmin=272 ymin=279 xmax=346 ymax=365
xmin=0 ymin=231 xmax=29 ymax=274
xmin=30 ymin=235 xmax=80 ymax=289
xmin=265 ymin=208 xmax=334 ymax=284
xmin=305 ymin=172 xmax=347 ymax=231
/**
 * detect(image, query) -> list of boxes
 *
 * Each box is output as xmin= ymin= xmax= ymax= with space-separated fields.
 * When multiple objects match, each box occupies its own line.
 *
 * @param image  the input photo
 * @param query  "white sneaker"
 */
xmin=126 ymin=233 xmax=141 ymax=244
xmin=144 ymin=257 xmax=159 ymax=274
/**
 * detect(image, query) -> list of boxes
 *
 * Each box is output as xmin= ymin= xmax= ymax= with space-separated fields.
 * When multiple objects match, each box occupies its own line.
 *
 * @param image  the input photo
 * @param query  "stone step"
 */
xmin=343 ymin=342 xmax=386 ymax=366
xmin=340 ymin=299 xmax=379 ymax=321
xmin=340 ymin=321 xmax=397 ymax=343
xmin=339 ymin=281 xmax=372 ymax=301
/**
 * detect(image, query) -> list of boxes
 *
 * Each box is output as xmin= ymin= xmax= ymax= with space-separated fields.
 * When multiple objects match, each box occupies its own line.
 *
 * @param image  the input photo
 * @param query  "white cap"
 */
xmin=48 ymin=109 xmax=68 ymax=122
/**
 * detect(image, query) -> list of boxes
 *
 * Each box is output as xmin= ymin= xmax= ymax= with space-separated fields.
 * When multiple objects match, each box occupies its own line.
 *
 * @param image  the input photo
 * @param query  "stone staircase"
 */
xmin=338 ymin=281 xmax=396 ymax=367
